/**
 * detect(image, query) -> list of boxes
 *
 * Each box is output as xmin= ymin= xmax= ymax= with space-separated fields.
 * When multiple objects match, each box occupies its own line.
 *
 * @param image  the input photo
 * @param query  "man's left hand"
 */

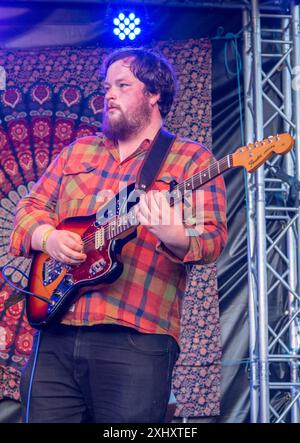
xmin=134 ymin=190 xmax=190 ymax=260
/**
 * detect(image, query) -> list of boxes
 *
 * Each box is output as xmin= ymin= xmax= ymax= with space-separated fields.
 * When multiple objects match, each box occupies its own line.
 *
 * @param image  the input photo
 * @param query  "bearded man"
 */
xmin=9 ymin=48 xmax=227 ymax=423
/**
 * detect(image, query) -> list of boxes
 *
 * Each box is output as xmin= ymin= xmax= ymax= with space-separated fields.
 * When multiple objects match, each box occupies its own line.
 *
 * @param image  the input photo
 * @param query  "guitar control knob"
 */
xmin=65 ymin=274 xmax=74 ymax=283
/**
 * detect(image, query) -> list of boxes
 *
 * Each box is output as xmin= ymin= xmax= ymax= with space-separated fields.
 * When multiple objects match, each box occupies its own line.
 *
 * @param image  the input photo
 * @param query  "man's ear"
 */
xmin=145 ymin=88 xmax=160 ymax=107
xmin=149 ymin=92 xmax=160 ymax=107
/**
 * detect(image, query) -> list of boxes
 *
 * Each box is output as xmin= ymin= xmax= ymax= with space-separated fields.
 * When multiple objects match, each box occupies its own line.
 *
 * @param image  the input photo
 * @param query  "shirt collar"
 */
xmin=103 ymin=135 xmax=152 ymax=164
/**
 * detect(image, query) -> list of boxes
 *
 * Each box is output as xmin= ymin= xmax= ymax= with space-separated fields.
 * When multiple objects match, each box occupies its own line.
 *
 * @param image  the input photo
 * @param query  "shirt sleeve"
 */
xmin=8 ymin=147 xmax=69 ymax=258
xmin=156 ymin=143 xmax=227 ymax=265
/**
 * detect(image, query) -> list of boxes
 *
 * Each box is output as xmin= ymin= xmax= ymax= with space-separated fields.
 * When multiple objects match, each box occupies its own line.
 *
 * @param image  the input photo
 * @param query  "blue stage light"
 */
xmin=113 ymin=12 xmax=142 ymax=41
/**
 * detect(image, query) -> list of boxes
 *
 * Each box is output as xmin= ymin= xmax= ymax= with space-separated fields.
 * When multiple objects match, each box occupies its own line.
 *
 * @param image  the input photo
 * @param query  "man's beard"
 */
xmin=102 ymin=96 xmax=152 ymax=141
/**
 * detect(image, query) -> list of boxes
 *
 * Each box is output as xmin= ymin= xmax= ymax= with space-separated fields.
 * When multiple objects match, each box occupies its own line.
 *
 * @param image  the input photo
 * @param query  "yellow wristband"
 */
xmin=41 ymin=227 xmax=55 ymax=253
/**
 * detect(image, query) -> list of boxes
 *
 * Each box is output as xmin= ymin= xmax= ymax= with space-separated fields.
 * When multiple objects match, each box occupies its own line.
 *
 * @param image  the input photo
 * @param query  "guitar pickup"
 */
xmin=95 ymin=227 xmax=105 ymax=249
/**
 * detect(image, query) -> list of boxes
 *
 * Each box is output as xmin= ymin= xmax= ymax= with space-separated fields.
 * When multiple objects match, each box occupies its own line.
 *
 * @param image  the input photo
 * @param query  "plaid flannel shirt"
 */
xmin=9 ymin=132 xmax=227 ymax=343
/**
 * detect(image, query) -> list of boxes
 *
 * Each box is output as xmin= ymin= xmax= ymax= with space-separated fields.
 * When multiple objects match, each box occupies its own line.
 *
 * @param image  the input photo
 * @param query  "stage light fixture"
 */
xmin=112 ymin=11 xmax=142 ymax=41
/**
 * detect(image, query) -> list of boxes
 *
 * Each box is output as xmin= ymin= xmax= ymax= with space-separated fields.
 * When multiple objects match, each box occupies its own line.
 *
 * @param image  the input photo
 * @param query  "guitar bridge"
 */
xmin=89 ymin=258 xmax=107 ymax=276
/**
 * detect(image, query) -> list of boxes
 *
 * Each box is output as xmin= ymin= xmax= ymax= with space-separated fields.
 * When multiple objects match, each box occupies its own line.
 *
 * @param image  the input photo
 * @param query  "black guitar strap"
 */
xmin=135 ymin=127 xmax=176 ymax=191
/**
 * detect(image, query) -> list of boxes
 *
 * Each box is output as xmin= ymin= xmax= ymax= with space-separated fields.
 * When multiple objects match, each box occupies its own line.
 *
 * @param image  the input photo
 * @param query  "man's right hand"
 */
xmin=31 ymin=224 xmax=87 ymax=264
xmin=45 ymin=230 xmax=87 ymax=264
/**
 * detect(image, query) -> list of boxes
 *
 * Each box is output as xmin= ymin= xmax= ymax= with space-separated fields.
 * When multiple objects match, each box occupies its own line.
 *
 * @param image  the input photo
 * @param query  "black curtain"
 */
xmin=212 ymin=30 xmax=251 ymax=423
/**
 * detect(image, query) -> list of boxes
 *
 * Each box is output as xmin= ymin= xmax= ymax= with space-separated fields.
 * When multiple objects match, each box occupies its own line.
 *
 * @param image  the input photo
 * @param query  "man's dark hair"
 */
xmin=101 ymin=47 xmax=177 ymax=118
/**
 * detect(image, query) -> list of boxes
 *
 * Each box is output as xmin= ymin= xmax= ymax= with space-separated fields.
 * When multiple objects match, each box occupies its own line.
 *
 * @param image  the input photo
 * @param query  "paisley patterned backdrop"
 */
xmin=0 ymin=39 xmax=220 ymax=418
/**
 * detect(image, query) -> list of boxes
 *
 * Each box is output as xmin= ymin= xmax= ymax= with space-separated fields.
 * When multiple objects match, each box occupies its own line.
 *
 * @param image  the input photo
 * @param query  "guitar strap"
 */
xmin=135 ymin=127 xmax=176 ymax=191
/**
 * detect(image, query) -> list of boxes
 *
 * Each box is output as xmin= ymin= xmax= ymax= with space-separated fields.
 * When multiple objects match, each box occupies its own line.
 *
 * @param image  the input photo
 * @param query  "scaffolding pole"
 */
xmin=242 ymin=6 xmax=260 ymax=423
xmin=244 ymin=0 xmax=300 ymax=423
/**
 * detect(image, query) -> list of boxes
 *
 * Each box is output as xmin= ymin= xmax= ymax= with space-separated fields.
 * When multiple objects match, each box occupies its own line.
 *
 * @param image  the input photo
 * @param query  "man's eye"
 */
xmin=120 ymin=83 xmax=129 ymax=88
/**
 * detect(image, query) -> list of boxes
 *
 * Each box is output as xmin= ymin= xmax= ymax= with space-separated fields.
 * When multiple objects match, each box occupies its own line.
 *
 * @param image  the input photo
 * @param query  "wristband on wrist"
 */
xmin=41 ymin=227 xmax=55 ymax=253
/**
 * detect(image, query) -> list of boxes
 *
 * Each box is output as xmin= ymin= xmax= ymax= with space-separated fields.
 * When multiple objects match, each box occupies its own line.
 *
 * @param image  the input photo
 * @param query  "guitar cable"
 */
xmin=25 ymin=329 xmax=42 ymax=423
xmin=1 ymin=264 xmax=54 ymax=307
xmin=0 ymin=265 xmax=45 ymax=423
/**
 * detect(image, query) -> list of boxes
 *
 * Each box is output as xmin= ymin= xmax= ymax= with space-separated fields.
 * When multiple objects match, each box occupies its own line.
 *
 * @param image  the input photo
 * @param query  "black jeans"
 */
xmin=20 ymin=324 xmax=179 ymax=423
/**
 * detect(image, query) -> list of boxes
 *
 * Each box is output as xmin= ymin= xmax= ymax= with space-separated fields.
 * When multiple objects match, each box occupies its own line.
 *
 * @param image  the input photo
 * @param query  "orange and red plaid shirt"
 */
xmin=9 ymin=132 xmax=227 ymax=343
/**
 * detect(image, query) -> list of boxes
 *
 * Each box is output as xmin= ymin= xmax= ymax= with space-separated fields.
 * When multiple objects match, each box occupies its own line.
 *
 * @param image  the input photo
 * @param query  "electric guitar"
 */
xmin=27 ymin=133 xmax=294 ymax=328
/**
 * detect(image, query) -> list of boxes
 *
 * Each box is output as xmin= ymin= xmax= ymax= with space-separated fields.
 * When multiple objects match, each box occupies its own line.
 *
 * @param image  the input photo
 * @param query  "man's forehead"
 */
xmin=105 ymin=58 xmax=136 ymax=81
xmin=107 ymin=57 xmax=134 ymax=72
xmin=114 ymin=56 xmax=134 ymax=67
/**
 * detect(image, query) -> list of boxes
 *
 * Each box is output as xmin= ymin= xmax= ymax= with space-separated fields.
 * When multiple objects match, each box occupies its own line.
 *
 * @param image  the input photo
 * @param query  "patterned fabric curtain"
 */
xmin=0 ymin=39 xmax=220 ymax=417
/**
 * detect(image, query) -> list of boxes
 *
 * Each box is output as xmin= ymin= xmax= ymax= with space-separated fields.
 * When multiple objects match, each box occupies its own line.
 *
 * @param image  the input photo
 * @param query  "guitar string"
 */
xmin=79 ymin=156 xmax=230 ymax=246
xmin=46 ymin=136 xmax=283 ymax=269
xmin=72 ymin=157 xmax=229 ymax=249
xmin=46 ymin=138 xmax=278 ymax=264
xmin=45 ymin=157 xmax=230 ymax=273
xmin=46 ymin=157 xmax=230 ymax=272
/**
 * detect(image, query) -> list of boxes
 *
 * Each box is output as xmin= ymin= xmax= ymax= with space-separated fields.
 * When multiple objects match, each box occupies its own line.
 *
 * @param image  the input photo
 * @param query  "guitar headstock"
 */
xmin=232 ymin=133 xmax=294 ymax=172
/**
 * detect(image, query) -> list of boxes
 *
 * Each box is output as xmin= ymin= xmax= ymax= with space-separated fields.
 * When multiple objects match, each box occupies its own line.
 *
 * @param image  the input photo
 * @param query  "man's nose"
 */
xmin=105 ymin=86 xmax=117 ymax=101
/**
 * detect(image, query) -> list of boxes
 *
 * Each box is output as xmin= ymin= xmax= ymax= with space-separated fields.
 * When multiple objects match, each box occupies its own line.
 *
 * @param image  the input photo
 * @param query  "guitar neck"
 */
xmin=170 ymin=153 xmax=232 ymax=197
xmin=102 ymin=154 xmax=232 ymax=241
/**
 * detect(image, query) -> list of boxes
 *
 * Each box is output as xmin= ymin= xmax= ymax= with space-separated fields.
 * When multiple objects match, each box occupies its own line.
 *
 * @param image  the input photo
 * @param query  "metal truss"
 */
xmin=5 ymin=0 xmax=294 ymax=12
xmin=120 ymin=0 xmax=295 ymax=10
xmin=243 ymin=0 xmax=300 ymax=423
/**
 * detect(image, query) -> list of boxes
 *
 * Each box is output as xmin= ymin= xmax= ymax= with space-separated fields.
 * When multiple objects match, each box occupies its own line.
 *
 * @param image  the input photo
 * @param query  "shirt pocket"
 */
xmin=60 ymin=161 xmax=98 ymax=201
